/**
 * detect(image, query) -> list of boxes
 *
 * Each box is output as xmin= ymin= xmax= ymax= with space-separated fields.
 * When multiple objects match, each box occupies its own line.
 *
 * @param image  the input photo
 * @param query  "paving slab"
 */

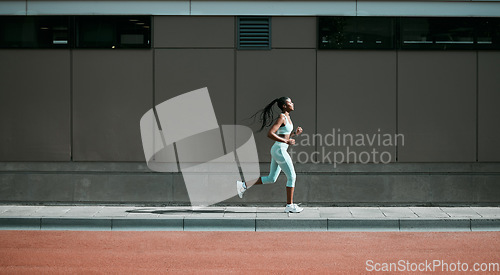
xmin=349 ymin=207 xmax=385 ymax=218
xmin=0 ymin=206 xmax=43 ymax=217
xmin=0 ymin=206 xmax=12 ymax=214
xmin=185 ymin=207 xmax=226 ymax=218
xmin=470 ymin=207 xmax=500 ymax=218
xmin=223 ymin=207 xmax=256 ymax=218
xmin=63 ymin=206 xmax=104 ymax=217
xmin=126 ymin=207 xmax=191 ymax=217
xmin=125 ymin=212 xmax=162 ymax=219
xmin=440 ymin=207 xmax=482 ymax=218
xmin=32 ymin=206 xmax=72 ymax=217
xmin=285 ymin=208 xmax=321 ymax=219
xmin=256 ymin=207 xmax=286 ymax=213
xmin=256 ymin=207 xmax=289 ymax=218
xmin=319 ymin=207 xmax=352 ymax=218
xmin=224 ymin=207 xmax=257 ymax=213
xmin=93 ymin=207 xmax=130 ymax=217
xmin=190 ymin=207 xmax=226 ymax=212
xmin=380 ymin=207 xmax=418 ymax=218
xmin=409 ymin=207 xmax=450 ymax=218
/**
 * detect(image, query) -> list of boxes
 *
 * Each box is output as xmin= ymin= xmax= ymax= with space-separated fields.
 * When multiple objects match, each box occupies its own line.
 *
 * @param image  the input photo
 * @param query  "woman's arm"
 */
xmin=290 ymin=126 xmax=303 ymax=138
xmin=267 ymin=114 xmax=294 ymax=144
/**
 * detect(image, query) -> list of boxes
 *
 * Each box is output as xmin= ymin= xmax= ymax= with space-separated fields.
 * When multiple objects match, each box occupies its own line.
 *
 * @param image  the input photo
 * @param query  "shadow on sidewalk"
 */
xmin=126 ymin=208 xmax=266 ymax=215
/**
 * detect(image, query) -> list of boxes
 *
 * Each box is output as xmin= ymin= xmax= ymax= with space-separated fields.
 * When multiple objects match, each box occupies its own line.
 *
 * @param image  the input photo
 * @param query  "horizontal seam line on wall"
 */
xmin=152 ymin=47 xmax=235 ymax=49
xmin=295 ymin=172 xmax=500 ymax=176
xmin=151 ymin=47 xmax=315 ymax=49
xmin=0 ymin=171 xmax=171 ymax=175
xmin=1 ymin=171 xmax=500 ymax=176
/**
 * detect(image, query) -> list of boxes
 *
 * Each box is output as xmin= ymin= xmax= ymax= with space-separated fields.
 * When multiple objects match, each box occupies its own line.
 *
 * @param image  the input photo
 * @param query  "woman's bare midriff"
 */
xmin=278 ymin=134 xmax=290 ymax=142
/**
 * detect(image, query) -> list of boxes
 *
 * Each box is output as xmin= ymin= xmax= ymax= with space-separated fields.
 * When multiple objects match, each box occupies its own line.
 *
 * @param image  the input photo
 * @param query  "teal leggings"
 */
xmin=261 ymin=141 xmax=296 ymax=187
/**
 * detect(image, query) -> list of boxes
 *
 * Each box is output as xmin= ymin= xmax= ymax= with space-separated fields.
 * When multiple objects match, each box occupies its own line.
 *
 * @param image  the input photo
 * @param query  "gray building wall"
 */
xmin=0 ymin=15 xmax=499 ymax=205
xmin=72 ymin=50 xmax=153 ymax=161
xmin=478 ymin=52 xmax=500 ymax=162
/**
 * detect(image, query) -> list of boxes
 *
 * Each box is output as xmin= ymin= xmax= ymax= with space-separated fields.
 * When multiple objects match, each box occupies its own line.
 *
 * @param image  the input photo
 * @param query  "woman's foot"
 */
xmin=285 ymin=203 xmax=303 ymax=213
xmin=237 ymin=181 xmax=247 ymax=198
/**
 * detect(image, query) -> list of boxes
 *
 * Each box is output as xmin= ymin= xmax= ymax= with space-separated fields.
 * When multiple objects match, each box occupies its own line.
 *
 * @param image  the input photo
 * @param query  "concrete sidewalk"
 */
xmin=0 ymin=205 xmax=499 ymax=232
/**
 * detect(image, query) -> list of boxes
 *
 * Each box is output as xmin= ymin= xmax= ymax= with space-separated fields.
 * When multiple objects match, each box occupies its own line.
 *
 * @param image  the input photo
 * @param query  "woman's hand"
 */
xmin=286 ymin=138 xmax=296 ymax=145
xmin=295 ymin=127 xmax=303 ymax=136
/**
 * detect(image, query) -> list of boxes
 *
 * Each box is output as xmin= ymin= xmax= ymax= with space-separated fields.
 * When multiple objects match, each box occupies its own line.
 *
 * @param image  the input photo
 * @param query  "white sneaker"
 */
xmin=284 ymin=203 xmax=303 ymax=213
xmin=237 ymin=180 xmax=246 ymax=198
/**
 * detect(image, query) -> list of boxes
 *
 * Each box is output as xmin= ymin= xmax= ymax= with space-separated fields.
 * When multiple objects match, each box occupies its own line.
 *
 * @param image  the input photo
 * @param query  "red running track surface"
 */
xmin=0 ymin=231 xmax=499 ymax=274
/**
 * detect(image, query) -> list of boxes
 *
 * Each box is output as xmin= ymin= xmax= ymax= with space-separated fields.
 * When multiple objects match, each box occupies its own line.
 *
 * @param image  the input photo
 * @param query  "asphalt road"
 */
xmin=0 ymin=231 xmax=498 ymax=274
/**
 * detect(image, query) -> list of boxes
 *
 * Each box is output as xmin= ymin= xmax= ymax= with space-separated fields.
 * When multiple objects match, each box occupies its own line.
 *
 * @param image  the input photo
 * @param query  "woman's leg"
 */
xmin=246 ymin=159 xmax=295 ymax=204
xmin=286 ymin=187 xmax=294 ymax=204
xmin=273 ymin=145 xmax=297 ymax=204
xmin=249 ymin=177 xmax=263 ymax=186
xmin=246 ymin=154 xmax=281 ymax=187
xmin=275 ymin=148 xmax=296 ymax=185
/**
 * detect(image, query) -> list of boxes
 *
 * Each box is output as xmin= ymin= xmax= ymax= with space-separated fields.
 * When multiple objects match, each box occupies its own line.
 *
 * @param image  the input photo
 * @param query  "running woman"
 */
xmin=237 ymin=97 xmax=304 ymax=213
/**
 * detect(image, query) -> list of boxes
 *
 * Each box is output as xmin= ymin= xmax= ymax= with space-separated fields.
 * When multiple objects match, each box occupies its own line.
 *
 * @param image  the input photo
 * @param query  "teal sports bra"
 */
xmin=276 ymin=114 xmax=293 ymax=135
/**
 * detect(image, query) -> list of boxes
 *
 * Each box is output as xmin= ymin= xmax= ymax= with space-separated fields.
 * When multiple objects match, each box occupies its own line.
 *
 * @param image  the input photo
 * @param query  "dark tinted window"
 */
xmin=0 ymin=16 xmax=70 ymax=48
xmin=0 ymin=15 xmax=151 ymax=49
xmin=475 ymin=18 xmax=500 ymax=50
xmin=319 ymin=16 xmax=500 ymax=50
xmin=319 ymin=17 xmax=396 ymax=50
xmin=401 ymin=17 xmax=475 ymax=50
xmin=76 ymin=16 xmax=151 ymax=49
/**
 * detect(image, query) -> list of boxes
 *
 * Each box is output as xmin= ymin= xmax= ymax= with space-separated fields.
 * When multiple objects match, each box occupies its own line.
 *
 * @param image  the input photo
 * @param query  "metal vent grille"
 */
xmin=237 ymin=17 xmax=271 ymax=50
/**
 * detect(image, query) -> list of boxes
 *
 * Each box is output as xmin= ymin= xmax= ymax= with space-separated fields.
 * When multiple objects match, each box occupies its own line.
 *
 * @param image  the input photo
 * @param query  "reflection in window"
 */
xmin=319 ymin=16 xmax=500 ymax=50
xmin=319 ymin=17 xmax=395 ymax=50
xmin=475 ymin=18 xmax=500 ymax=50
xmin=76 ymin=16 xmax=151 ymax=49
xmin=0 ymin=16 xmax=69 ymax=48
xmin=356 ymin=17 xmax=395 ymax=48
xmin=401 ymin=17 xmax=475 ymax=50
xmin=0 ymin=15 xmax=152 ymax=49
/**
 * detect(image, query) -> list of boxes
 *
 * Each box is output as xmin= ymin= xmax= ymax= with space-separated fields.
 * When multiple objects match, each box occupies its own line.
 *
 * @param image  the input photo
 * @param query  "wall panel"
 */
xmin=73 ymin=50 xmax=153 ymax=161
xmin=154 ymin=48 xmax=235 ymax=163
xmin=478 ymin=52 xmax=500 ymax=161
xmin=317 ymin=51 xmax=397 ymax=165
xmin=398 ymin=51 xmax=476 ymax=162
xmin=154 ymin=49 xmax=235 ymax=125
xmin=154 ymin=16 xmax=234 ymax=48
xmin=272 ymin=16 xmax=316 ymax=49
xmin=0 ymin=50 xmax=71 ymax=161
